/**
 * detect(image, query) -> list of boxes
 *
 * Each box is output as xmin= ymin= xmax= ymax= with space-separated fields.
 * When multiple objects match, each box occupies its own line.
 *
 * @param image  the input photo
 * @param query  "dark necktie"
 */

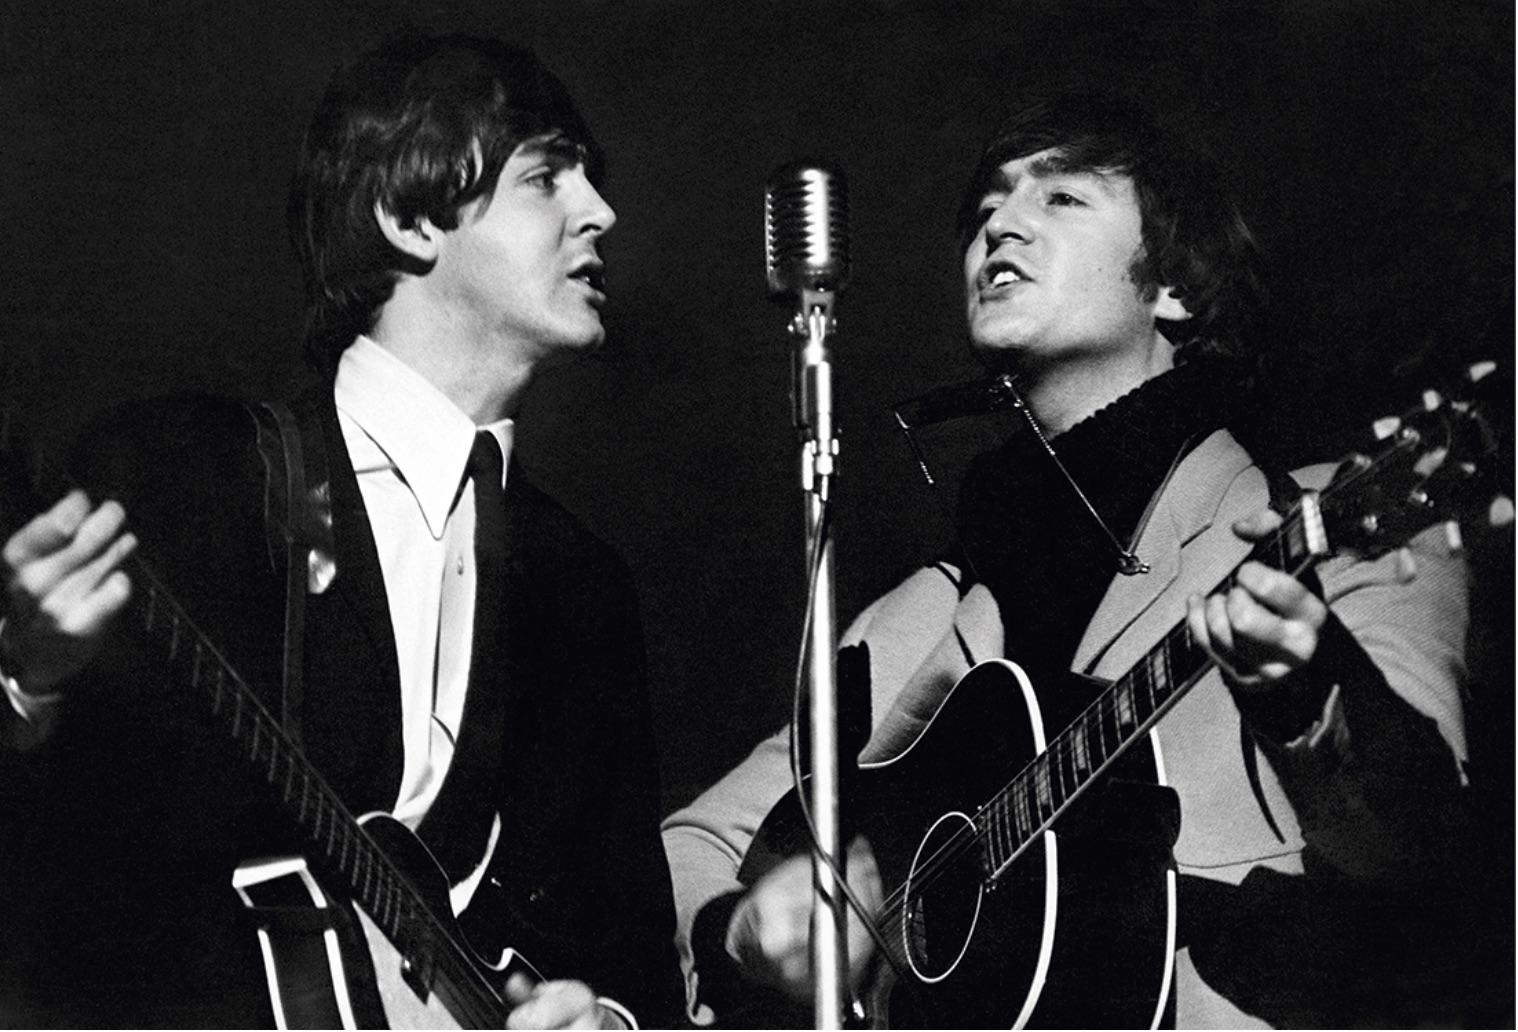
xmin=468 ymin=430 xmax=508 ymax=599
xmin=418 ymin=429 xmax=509 ymax=877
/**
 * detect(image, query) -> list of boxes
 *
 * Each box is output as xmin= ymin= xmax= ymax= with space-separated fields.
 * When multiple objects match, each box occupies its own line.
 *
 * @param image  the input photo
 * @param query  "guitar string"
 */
xmin=3 ymin=376 xmax=1452 ymax=1006
xmin=868 ymin=653 xmax=1204 ymax=947
xmin=5 ymin=432 xmax=514 ymax=1025
xmin=873 ymin=519 xmax=1305 ymax=928
xmin=146 ymin=573 xmax=514 ymax=1023
xmin=874 ymin=409 xmax=1441 ymax=937
xmin=865 ymin=494 xmax=1318 ymax=945
xmin=867 ymin=604 xmax=1221 ymax=948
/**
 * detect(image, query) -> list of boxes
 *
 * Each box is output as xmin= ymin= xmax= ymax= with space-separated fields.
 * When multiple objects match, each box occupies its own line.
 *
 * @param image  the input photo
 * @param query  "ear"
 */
xmin=373 ymin=201 xmax=444 ymax=263
xmin=1152 ymin=284 xmax=1191 ymax=323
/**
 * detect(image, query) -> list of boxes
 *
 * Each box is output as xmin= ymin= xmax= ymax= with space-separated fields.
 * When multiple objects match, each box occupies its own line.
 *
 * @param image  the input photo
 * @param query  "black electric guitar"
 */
xmin=740 ymin=368 xmax=1507 ymax=1029
xmin=0 ymin=407 xmax=540 ymax=1029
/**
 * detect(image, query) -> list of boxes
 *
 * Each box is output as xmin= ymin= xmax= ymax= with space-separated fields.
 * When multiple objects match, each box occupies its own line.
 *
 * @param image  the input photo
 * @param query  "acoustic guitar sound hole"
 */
xmin=902 ymin=811 xmax=983 ymax=983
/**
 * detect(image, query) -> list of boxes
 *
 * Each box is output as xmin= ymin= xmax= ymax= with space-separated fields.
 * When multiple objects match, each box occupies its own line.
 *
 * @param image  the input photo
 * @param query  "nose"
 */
xmin=571 ymin=170 xmax=616 ymax=237
xmin=982 ymin=192 xmax=1033 ymax=246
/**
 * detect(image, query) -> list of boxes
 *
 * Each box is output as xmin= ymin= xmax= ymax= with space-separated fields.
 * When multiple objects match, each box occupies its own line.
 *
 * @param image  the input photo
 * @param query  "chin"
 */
xmin=544 ymin=328 xmax=605 ymax=363
xmin=576 ymin=323 xmax=607 ymax=351
xmin=968 ymin=333 xmax=1030 ymax=364
xmin=968 ymin=312 xmax=1035 ymax=348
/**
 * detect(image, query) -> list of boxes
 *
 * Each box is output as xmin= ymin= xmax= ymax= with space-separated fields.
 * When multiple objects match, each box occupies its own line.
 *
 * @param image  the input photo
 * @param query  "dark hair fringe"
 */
xmin=287 ymin=32 xmax=603 ymax=374
xmin=956 ymin=89 xmax=1267 ymax=364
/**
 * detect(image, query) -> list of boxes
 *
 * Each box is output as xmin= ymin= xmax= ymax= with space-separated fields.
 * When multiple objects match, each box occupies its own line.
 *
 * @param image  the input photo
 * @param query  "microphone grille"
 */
xmin=765 ymin=162 xmax=849 ymax=298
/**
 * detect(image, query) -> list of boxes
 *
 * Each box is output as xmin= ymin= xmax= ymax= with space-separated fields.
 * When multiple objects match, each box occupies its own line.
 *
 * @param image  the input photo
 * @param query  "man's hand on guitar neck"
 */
xmin=2 ymin=489 xmax=136 ymax=708
xmin=726 ymin=835 xmax=882 ymax=1002
xmin=1185 ymin=508 xmax=1331 ymax=693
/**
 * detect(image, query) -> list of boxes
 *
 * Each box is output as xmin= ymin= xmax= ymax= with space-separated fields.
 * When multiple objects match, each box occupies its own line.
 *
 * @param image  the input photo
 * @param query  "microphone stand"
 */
xmin=790 ymin=287 xmax=850 ymax=1031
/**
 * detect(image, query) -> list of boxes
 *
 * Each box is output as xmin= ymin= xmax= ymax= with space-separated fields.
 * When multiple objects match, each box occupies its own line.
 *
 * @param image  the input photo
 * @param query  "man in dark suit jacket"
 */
xmin=0 ymin=33 xmax=683 ymax=1028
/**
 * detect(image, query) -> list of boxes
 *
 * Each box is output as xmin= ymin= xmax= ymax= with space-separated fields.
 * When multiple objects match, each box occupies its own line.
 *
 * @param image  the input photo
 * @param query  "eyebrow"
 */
xmin=983 ymin=154 xmax=1122 ymax=196
xmin=515 ymin=133 xmax=588 ymax=166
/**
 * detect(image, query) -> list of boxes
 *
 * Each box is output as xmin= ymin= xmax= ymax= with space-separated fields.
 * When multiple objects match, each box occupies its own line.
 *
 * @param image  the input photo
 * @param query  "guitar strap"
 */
xmin=249 ymin=399 xmax=337 ymax=747
xmin=243 ymin=400 xmax=371 ymax=1029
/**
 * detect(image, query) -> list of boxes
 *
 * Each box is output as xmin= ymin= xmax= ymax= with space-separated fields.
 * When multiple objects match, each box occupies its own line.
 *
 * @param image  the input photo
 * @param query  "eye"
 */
xmin=972 ymin=196 xmax=1003 ymax=228
xmin=524 ymin=167 xmax=559 ymax=193
xmin=1047 ymin=190 xmax=1083 ymax=207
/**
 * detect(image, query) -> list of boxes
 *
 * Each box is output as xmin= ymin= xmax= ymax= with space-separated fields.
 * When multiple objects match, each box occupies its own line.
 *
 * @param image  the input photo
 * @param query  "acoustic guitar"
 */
xmin=740 ymin=367 xmax=1505 ymax=1028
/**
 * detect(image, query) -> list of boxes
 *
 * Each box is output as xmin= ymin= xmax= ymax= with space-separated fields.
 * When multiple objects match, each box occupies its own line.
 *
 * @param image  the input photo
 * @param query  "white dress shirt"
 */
xmin=334 ymin=335 xmax=513 ymax=829
xmin=4 ymin=338 xmax=511 ymax=814
xmin=338 ymin=340 xmax=638 ymax=1027
xmin=4 ymin=337 xmax=636 ymax=1025
xmin=4 ymin=337 xmax=510 ymax=861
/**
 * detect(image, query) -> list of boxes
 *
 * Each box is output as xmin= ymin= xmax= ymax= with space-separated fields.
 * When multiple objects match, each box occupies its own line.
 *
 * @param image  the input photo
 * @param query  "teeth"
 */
xmin=989 ymin=268 xmax=1021 ymax=287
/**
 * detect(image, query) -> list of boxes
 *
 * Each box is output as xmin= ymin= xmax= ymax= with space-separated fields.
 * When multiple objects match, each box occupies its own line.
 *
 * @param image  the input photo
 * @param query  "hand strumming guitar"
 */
xmin=724 ymin=835 xmax=882 ymax=1001
xmin=504 ymin=973 xmax=631 ymax=1029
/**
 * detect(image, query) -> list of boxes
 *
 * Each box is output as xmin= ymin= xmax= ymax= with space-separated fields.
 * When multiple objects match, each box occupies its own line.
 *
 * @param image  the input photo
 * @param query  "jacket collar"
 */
xmin=1072 ymin=428 xmax=1255 ymax=674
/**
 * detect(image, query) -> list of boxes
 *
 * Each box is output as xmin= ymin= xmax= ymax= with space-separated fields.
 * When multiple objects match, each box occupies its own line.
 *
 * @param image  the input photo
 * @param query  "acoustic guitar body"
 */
xmin=739 ymin=660 xmax=1176 ymax=1029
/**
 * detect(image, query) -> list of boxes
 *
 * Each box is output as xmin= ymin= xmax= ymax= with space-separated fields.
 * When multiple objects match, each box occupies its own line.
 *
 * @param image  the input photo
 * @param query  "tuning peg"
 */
xmin=1372 ymin=415 xmax=1402 ymax=440
xmin=1443 ymin=521 xmax=1464 ymax=555
xmin=1468 ymin=360 xmax=1498 ymax=383
xmin=1422 ymin=389 xmax=1443 ymax=411
xmin=1491 ymin=495 xmax=1516 ymax=528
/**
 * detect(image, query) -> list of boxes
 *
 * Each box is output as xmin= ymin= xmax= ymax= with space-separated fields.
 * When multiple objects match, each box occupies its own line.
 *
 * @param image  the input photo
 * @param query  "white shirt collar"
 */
xmin=334 ymin=335 xmax=514 ymax=538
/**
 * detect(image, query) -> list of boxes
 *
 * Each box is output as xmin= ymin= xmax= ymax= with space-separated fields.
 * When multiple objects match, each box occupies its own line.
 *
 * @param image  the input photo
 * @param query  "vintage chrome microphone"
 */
xmin=765 ymin=160 xmax=852 ymax=1031
xmin=766 ymin=161 xmax=850 ymax=478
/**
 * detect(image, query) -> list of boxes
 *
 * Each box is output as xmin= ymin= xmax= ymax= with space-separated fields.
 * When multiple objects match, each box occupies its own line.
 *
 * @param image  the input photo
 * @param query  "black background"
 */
xmin=1 ymin=0 xmax=1511 ymax=889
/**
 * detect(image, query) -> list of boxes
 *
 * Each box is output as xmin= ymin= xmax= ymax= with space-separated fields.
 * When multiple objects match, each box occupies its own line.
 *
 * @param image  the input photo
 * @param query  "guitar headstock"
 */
xmin=1318 ymin=361 xmax=1511 ymax=559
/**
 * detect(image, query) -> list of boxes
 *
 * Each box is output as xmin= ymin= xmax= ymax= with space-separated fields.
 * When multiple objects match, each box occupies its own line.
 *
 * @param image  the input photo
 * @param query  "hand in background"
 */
xmin=2 ymin=489 xmax=136 ymax=697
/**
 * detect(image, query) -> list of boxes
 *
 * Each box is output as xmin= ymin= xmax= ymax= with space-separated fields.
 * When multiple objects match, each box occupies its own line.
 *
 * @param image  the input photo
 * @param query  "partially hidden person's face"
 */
xmin=432 ymin=134 xmax=616 ymax=362
xmin=963 ymin=148 xmax=1174 ymax=372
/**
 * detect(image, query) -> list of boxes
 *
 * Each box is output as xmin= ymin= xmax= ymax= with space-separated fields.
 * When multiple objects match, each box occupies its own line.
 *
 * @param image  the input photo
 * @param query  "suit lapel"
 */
xmin=294 ymin=388 xmax=406 ymax=812
xmin=1073 ymin=430 xmax=1253 ymax=676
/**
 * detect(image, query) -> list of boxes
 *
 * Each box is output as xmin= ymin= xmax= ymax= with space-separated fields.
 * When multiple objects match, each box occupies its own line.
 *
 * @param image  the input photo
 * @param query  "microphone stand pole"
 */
xmin=791 ymin=289 xmax=849 ymax=1031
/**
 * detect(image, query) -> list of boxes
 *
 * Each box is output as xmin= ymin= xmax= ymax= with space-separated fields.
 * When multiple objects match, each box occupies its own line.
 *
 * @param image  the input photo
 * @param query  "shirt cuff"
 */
xmin=2 ymin=668 xmax=64 ymax=751
xmin=687 ymin=889 xmax=749 ymax=1016
xmin=2 ymin=664 xmax=63 ymax=725
xmin=0 ymin=616 xmax=64 ymax=740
